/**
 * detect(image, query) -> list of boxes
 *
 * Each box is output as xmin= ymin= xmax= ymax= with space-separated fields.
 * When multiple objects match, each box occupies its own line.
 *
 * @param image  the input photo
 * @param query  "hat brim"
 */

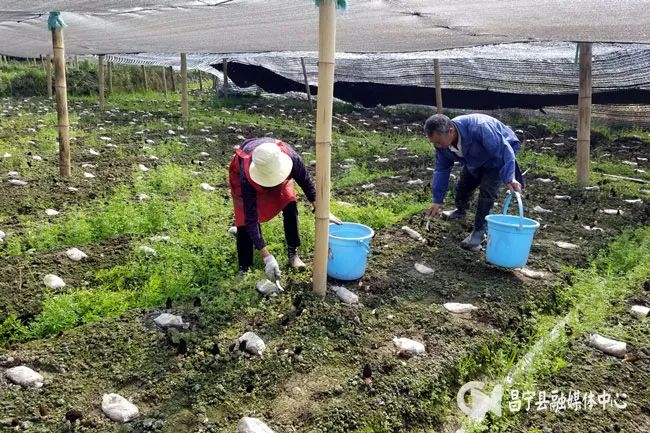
xmin=249 ymin=152 xmax=293 ymax=187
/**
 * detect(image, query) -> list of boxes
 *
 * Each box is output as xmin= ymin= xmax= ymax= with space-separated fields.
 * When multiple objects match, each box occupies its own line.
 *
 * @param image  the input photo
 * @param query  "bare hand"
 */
xmin=425 ymin=203 xmax=441 ymax=218
xmin=507 ymin=180 xmax=522 ymax=193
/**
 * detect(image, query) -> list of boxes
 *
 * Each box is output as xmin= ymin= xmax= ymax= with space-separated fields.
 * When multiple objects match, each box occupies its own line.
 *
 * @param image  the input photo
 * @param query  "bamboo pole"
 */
xmin=74 ymin=56 xmax=78 ymax=68
xmin=40 ymin=55 xmax=45 ymax=73
xmin=222 ymin=58 xmax=229 ymax=98
xmin=577 ymin=42 xmax=592 ymax=187
xmin=169 ymin=66 xmax=176 ymax=92
xmin=300 ymin=57 xmax=313 ymax=109
xmin=108 ymin=61 xmax=113 ymax=94
xmin=198 ymin=70 xmax=203 ymax=91
xmin=142 ymin=65 xmax=148 ymax=91
xmin=434 ymin=59 xmax=443 ymax=114
xmin=98 ymin=55 xmax=105 ymax=109
xmin=162 ymin=66 xmax=168 ymax=95
xmin=46 ymin=54 xmax=53 ymax=99
xmin=49 ymin=12 xmax=71 ymax=177
xmin=313 ymin=0 xmax=337 ymax=296
xmin=180 ymin=53 xmax=189 ymax=121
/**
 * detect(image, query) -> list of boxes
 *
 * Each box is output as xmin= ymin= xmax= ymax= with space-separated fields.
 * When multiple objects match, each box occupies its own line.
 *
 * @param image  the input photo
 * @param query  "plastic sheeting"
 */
xmin=106 ymin=43 xmax=650 ymax=95
xmin=1 ymin=1 xmax=650 ymax=57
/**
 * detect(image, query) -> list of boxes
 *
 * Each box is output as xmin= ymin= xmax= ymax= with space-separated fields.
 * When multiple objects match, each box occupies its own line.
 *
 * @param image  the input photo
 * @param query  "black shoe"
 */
xmin=461 ymin=228 xmax=486 ymax=251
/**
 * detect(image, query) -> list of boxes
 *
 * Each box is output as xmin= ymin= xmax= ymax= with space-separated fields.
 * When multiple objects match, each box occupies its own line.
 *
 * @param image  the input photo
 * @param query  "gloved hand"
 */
xmin=329 ymin=212 xmax=343 ymax=225
xmin=263 ymin=254 xmax=281 ymax=281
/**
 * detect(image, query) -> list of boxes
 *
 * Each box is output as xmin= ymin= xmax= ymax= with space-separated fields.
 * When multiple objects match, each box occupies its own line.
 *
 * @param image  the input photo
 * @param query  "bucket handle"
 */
xmin=328 ymin=242 xmax=373 ymax=261
xmin=502 ymin=191 xmax=524 ymax=230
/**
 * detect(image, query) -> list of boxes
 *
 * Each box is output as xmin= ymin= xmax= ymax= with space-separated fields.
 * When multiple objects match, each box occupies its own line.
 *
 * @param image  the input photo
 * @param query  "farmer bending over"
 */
xmin=229 ymin=138 xmax=341 ymax=281
xmin=424 ymin=114 xmax=524 ymax=250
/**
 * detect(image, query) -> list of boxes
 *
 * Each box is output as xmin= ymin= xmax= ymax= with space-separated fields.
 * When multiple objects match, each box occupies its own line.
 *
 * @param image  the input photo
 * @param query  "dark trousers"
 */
xmin=455 ymin=166 xmax=501 ymax=231
xmin=236 ymin=202 xmax=301 ymax=272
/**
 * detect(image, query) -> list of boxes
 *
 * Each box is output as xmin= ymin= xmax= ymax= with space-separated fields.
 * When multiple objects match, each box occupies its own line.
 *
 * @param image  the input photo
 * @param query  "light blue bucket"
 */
xmin=327 ymin=222 xmax=374 ymax=280
xmin=485 ymin=192 xmax=540 ymax=269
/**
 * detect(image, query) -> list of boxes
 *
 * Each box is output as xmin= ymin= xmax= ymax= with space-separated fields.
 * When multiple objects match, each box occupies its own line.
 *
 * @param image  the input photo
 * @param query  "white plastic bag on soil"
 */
xmin=588 ymin=334 xmax=627 ymax=358
xmin=444 ymin=303 xmax=478 ymax=314
xmin=239 ymin=332 xmax=266 ymax=356
xmin=153 ymin=313 xmax=188 ymax=329
xmin=238 ymin=417 xmax=275 ymax=433
xmin=256 ymin=279 xmax=278 ymax=296
xmin=330 ymin=285 xmax=359 ymax=305
xmin=4 ymin=366 xmax=44 ymax=388
xmin=66 ymin=248 xmax=88 ymax=262
xmin=43 ymin=274 xmax=65 ymax=290
xmin=102 ymin=393 xmax=139 ymax=423
xmin=392 ymin=337 xmax=426 ymax=357
xmin=414 ymin=263 xmax=434 ymax=275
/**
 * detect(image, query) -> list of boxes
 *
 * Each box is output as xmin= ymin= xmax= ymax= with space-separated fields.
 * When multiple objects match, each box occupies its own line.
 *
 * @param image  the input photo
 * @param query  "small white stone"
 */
xmin=66 ymin=247 xmax=88 ymax=262
xmin=407 ymin=179 xmax=423 ymax=185
xmin=518 ymin=268 xmax=548 ymax=279
xmin=136 ymin=193 xmax=150 ymax=201
xmin=200 ymin=183 xmax=215 ymax=191
xmin=7 ymin=171 xmax=19 ymax=177
xmin=554 ymin=241 xmax=579 ymax=250
xmin=602 ymin=209 xmax=623 ymax=215
xmin=84 ymin=172 xmax=95 ymax=178
xmin=624 ymin=199 xmax=642 ymax=204
xmin=32 ymin=155 xmax=42 ymax=161
xmin=101 ymin=393 xmax=139 ymax=423
xmin=168 ymin=129 xmax=176 ymax=135
xmin=43 ymin=274 xmax=65 ymax=290
xmin=536 ymin=178 xmax=553 ymax=183
xmin=45 ymin=208 xmax=59 ymax=216
xmin=199 ymin=151 xmax=210 ymax=157
xmin=138 ymin=164 xmax=149 ymax=172
xmin=68 ymin=187 xmax=79 ymax=192
xmin=8 ymin=179 xmax=28 ymax=186
xmin=105 ymin=143 xmax=118 ymax=149
xmin=631 ymin=305 xmax=649 ymax=319
xmin=330 ymin=285 xmax=359 ymax=305
xmin=145 ymin=139 xmax=155 ymax=144
xmin=583 ymin=225 xmax=604 ymax=232
xmin=148 ymin=155 xmax=159 ymax=161
xmin=554 ymin=195 xmax=571 ymax=200
xmin=402 ymin=226 xmax=425 ymax=242
xmin=375 ymin=157 xmax=389 ymax=163
xmin=444 ymin=302 xmax=478 ymax=314
xmin=392 ymin=337 xmax=425 ymax=356
xmin=99 ymin=136 xmax=111 ymax=141
xmin=532 ymin=205 xmax=553 ymax=214
xmin=4 ymin=366 xmax=43 ymax=388
xmin=414 ymin=263 xmax=434 ymax=275
xmin=361 ymin=183 xmax=375 ymax=189
xmin=87 ymin=149 xmax=100 ymax=156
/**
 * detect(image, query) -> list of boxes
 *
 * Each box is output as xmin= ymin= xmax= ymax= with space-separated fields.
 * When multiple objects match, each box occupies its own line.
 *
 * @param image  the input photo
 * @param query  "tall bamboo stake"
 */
xmin=577 ymin=42 xmax=592 ymax=187
xmin=98 ymin=54 xmax=105 ymax=109
xmin=222 ymin=58 xmax=229 ymax=98
xmin=48 ymin=12 xmax=70 ymax=177
xmin=46 ymin=54 xmax=53 ymax=98
xmin=142 ymin=65 xmax=148 ymax=91
xmin=108 ymin=61 xmax=113 ymax=94
xmin=198 ymin=70 xmax=203 ymax=90
xmin=434 ymin=59 xmax=443 ymax=114
xmin=300 ymin=57 xmax=313 ymax=109
xmin=313 ymin=0 xmax=338 ymax=296
xmin=162 ymin=66 xmax=168 ymax=95
xmin=180 ymin=53 xmax=189 ymax=121
xmin=40 ymin=55 xmax=45 ymax=73
xmin=169 ymin=66 xmax=176 ymax=92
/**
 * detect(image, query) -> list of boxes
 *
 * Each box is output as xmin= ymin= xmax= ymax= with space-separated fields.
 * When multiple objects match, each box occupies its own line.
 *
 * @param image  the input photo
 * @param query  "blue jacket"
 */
xmin=432 ymin=114 xmax=520 ymax=204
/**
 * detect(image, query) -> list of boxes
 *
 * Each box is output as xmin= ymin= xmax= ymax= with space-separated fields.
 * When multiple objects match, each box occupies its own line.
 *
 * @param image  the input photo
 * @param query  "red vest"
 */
xmin=229 ymin=140 xmax=297 ymax=226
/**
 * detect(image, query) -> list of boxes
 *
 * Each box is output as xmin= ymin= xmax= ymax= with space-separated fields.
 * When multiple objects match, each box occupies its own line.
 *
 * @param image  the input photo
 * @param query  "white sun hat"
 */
xmin=249 ymin=142 xmax=294 ymax=187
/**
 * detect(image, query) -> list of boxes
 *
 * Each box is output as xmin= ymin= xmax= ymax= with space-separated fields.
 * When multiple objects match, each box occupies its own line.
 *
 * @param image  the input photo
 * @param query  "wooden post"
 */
xmin=577 ymin=42 xmax=592 ymax=187
xmin=98 ymin=55 xmax=105 ymax=109
xmin=180 ymin=53 xmax=188 ymax=121
xmin=313 ymin=0 xmax=337 ymax=296
xmin=434 ymin=59 xmax=443 ymax=114
xmin=142 ymin=65 xmax=148 ymax=91
xmin=108 ymin=61 xmax=113 ymax=94
xmin=46 ymin=54 xmax=53 ymax=98
xmin=49 ymin=12 xmax=71 ymax=177
xmin=162 ymin=66 xmax=168 ymax=95
xmin=222 ymin=58 xmax=229 ymax=98
xmin=169 ymin=66 xmax=176 ymax=92
xmin=300 ymin=57 xmax=313 ymax=109
xmin=198 ymin=70 xmax=203 ymax=90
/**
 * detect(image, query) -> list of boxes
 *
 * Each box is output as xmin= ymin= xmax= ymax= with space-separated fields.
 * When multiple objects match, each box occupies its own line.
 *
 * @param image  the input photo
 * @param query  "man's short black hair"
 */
xmin=423 ymin=114 xmax=454 ymax=137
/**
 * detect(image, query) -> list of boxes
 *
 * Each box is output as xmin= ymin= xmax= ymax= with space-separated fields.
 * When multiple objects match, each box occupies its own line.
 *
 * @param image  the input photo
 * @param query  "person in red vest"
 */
xmin=229 ymin=138 xmax=340 ymax=281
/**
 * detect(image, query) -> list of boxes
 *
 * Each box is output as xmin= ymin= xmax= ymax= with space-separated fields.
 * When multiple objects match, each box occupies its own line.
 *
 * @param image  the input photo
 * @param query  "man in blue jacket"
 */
xmin=424 ymin=114 xmax=523 ymax=250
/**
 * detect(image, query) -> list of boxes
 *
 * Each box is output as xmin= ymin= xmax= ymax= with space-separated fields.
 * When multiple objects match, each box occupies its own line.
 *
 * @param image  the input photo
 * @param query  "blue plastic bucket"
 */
xmin=485 ymin=192 xmax=540 ymax=269
xmin=327 ymin=222 xmax=374 ymax=280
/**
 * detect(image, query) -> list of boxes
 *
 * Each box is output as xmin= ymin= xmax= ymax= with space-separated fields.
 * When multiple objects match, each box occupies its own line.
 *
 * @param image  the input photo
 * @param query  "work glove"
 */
xmin=329 ymin=212 xmax=343 ymax=225
xmin=263 ymin=255 xmax=281 ymax=281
